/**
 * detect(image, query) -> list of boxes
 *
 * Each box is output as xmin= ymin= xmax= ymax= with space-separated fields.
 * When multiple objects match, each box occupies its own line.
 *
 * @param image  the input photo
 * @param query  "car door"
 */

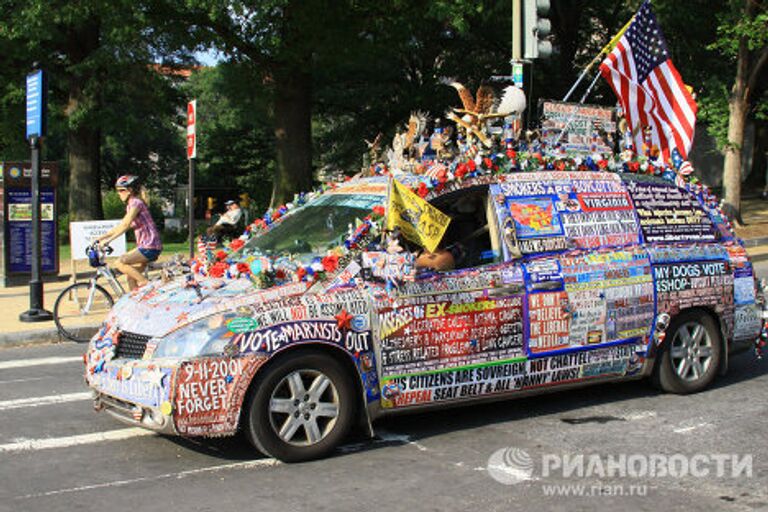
xmin=375 ymin=183 xmax=528 ymax=409
xmin=495 ymin=172 xmax=653 ymax=385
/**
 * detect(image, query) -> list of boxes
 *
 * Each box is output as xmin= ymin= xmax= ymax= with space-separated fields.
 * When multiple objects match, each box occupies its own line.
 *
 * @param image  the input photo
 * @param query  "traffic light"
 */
xmin=522 ymin=0 xmax=552 ymax=59
xmin=207 ymin=196 xmax=216 ymax=211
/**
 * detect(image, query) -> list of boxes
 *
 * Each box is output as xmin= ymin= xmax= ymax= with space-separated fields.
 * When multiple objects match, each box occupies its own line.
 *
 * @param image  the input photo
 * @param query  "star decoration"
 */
xmin=143 ymin=368 xmax=166 ymax=389
xmin=335 ymin=309 xmax=353 ymax=330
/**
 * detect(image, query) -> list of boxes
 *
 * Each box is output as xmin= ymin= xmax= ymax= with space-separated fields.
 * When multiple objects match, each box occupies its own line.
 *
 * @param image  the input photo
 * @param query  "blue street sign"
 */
xmin=26 ymin=70 xmax=45 ymax=139
xmin=512 ymin=62 xmax=524 ymax=88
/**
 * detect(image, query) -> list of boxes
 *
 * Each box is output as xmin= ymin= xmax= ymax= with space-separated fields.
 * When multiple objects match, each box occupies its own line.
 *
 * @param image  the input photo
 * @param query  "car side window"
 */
xmin=426 ymin=185 xmax=498 ymax=270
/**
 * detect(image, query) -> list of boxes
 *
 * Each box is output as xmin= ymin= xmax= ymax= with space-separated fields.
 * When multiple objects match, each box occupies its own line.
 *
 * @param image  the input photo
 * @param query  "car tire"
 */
xmin=244 ymin=351 xmax=356 ymax=462
xmin=652 ymin=310 xmax=722 ymax=394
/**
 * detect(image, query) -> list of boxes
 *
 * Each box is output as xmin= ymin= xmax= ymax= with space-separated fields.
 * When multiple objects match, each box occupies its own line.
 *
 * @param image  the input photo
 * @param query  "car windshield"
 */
xmin=241 ymin=193 xmax=383 ymax=260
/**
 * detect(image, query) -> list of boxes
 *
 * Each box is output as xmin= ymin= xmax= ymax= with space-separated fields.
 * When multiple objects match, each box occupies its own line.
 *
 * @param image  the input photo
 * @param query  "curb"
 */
xmin=0 ymin=325 xmax=97 ymax=349
xmin=741 ymin=236 xmax=768 ymax=248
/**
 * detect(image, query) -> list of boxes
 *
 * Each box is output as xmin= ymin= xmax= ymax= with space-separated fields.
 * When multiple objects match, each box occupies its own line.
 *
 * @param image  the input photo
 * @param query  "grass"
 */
xmin=59 ymin=241 xmax=194 ymax=263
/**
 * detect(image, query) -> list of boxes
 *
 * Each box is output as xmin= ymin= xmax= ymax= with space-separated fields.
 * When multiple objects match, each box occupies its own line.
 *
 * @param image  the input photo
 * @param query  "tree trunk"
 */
xmin=271 ymin=68 xmax=313 ymax=207
xmin=67 ymin=119 xmax=102 ymax=220
xmin=65 ymin=19 xmax=102 ymax=221
xmin=721 ymin=24 xmax=750 ymax=224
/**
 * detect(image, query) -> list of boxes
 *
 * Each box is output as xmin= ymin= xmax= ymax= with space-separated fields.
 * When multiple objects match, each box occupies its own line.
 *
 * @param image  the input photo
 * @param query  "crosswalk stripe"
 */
xmin=0 ymin=392 xmax=92 ymax=411
xmin=16 ymin=458 xmax=281 ymax=499
xmin=0 ymin=428 xmax=156 ymax=453
xmin=0 ymin=377 xmax=51 ymax=385
xmin=0 ymin=356 xmax=83 ymax=370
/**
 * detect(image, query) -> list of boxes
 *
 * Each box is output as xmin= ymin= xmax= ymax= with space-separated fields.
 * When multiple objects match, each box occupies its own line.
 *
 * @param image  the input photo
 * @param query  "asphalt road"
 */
xmin=1 ymin=262 xmax=767 ymax=512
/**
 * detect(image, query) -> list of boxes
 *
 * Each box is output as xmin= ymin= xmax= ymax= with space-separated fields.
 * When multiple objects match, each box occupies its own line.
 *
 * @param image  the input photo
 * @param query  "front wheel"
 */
xmin=244 ymin=351 xmax=356 ymax=462
xmin=653 ymin=310 xmax=722 ymax=394
xmin=53 ymin=282 xmax=114 ymax=342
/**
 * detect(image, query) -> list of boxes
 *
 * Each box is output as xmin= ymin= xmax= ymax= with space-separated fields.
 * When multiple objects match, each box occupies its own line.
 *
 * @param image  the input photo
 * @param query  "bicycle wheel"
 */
xmin=53 ymin=282 xmax=114 ymax=342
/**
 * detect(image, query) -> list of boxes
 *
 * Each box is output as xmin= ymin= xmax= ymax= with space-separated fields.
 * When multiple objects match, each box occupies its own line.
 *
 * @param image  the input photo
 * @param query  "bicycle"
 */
xmin=53 ymin=243 xmax=190 ymax=342
xmin=53 ymin=243 xmax=125 ymax=342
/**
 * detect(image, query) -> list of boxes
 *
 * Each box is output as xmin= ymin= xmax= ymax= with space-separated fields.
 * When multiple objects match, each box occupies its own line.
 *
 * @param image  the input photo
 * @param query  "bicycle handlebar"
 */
xmin=88 ymin=241 xmax=114 ymax=255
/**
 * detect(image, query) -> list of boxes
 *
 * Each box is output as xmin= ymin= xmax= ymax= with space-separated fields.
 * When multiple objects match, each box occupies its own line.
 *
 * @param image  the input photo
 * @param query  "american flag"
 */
xmin=196 ymin=235 xmax=207 ymax=262
xmin=599 ymin=0 xmax=697 ymax=160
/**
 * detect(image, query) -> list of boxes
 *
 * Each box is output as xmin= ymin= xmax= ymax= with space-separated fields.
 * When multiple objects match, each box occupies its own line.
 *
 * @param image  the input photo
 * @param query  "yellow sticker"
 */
xmin=121 ymin=366 xmax=133 ymax=380
xmin=160 ymin=401 xmax=172 ymax=416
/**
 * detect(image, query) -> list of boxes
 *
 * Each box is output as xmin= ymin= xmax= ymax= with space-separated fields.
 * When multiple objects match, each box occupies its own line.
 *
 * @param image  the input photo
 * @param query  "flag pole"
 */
xmin=562 ymin=16 xmax=635 ymax=102
xmin=382 ymin=175 xmax=392 ymax=244
xmin=553 ymin=72 xmax=603 ymax=146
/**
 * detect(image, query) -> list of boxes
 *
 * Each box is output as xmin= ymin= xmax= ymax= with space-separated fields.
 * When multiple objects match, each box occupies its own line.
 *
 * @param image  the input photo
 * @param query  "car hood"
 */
xmin=107 ymin=274 xmax=309 ymax=338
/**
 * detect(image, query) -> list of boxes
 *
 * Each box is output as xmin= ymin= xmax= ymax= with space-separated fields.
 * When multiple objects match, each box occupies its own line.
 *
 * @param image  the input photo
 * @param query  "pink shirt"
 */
xmin=128 ymin=197 xmax=162 ymax=250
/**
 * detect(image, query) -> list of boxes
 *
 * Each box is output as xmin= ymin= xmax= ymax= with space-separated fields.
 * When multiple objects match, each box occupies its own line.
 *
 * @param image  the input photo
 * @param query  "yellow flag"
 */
xmin=386 ymin=179 xmax=451 ymax=253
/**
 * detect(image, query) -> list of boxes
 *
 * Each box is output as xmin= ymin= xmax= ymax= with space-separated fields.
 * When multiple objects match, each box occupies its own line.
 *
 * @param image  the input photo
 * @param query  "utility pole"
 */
xmin=512 ymin=0 xmax=522 ymax=61
xmin=187 ymin=100 xmax=197 ymax=258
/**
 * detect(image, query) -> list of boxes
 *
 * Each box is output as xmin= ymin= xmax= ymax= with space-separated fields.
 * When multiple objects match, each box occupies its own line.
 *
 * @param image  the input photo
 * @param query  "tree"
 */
xmin=712 ymin=0 xmax=767 ymax=221
xmin=163 ymin=1 xmax=516 ymax=205
xmin=184 ymin=64 xmax=276 ymax=212
xmin=312 ymin=1 xmax=513 ymax=173
xmin=172 ymin=0 xmax=321 ymax=206
xmin=0 ymin=0 xmax=194 ymax=220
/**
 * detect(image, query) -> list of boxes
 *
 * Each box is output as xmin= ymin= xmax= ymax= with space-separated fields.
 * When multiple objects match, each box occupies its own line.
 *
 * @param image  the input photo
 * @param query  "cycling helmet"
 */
xmin=115 ymin=175 xmax=139 ymax=188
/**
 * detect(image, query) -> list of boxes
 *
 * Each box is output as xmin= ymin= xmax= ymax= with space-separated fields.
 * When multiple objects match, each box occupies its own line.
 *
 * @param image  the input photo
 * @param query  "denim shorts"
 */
xmin=138 ymin=248 xmax=162 ymax=262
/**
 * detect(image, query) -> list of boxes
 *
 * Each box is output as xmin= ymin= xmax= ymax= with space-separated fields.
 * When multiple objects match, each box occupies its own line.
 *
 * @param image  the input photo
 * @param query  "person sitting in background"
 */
xmin=207 ymin=200 xmax=243 ymax=240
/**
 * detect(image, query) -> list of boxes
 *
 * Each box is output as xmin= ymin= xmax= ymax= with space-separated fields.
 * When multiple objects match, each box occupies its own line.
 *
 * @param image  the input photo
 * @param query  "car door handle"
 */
xmin=530 ymin=281 xmax=561 ymax=291
xmin=487 ymin=285 xmax=523 ymax=297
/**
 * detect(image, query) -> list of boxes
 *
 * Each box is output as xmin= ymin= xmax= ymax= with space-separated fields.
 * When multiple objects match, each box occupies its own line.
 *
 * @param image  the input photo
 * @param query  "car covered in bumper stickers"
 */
xmin=85 ymin=172 xmax=766 ymax=462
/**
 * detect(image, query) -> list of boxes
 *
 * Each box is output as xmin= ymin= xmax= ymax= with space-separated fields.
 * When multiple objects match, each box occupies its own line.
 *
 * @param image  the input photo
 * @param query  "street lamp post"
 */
xmin=20 ymin=67 xmax=52 ymax=322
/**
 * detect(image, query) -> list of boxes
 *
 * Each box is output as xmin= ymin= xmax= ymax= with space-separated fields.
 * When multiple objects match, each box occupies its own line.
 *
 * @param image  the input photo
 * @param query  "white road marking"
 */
xmin=673 ymin=422 xmax=711 ymax=434
xmin=622 ymin=410 xmax=657 ymax=421
xmin=0 ymin=392 xmax=92 ymax=411
xmin=0 ymin=428 xmax=155 ymax=453
xmin=338 ymin=430 xmax=429 ymax=454
xmin=0 ymin=356 xmax=82 ymax=370
xmin=0 ymin=376 xmax=51 ymax=385
xmin=16 ymin=458 xmax=281 ymax=499
xmin=376 ymin=430 xmax=429 ymax=451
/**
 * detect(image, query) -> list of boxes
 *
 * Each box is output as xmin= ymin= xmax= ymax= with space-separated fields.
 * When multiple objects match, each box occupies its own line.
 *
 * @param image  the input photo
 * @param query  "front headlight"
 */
xmin=153 ymin=315 xmax=234 ymax=359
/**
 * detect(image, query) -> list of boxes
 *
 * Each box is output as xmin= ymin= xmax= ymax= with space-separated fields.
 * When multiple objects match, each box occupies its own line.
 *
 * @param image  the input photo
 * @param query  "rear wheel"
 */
xmin=53 ymin=282 xmax=114 ymax=342
xmin=653 ymin=310 xmax=722 ymax=394
xmin=244 ymin=351 xmax=356 ymax=462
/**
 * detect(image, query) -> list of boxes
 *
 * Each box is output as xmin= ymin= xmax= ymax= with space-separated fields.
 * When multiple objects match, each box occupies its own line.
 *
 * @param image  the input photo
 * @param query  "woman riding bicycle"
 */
xmin=96 ymin=175 xmax=162 ymax=290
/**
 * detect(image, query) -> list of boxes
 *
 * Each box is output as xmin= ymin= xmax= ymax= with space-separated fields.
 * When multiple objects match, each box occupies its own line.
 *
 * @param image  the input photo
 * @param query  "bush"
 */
xmin=162 ymin=228 xmax=188 ymax=244
xmin=102 ymin=190 xmax=125 ymax=219
xmin=58 ymin=212 xmax=70 ymax=244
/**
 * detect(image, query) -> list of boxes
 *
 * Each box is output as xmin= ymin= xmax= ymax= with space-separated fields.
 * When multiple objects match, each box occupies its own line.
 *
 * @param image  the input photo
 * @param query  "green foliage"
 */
xmin=58 ymin=213 xmax=70 ymax=244
xmin=162 ymin=227 xmax=188 ymax=244
xmin=312 ymin=1 xmax=512 ymax=173
xmin=102 ymin=190 xmax=125 ymax=219
xmin=2 ymin=0 xmax=765 ymax=213
xmin=0 ymin=0 xmax=194 ymax=217
xmin=184 ymin=64 xmax=275 ymax=212
xmin=99 ymin=65 xmax=187 ymax=200
xmin=697 ymin=80 xmax=731 ymax=150
xmin=710 ymin=10 xmax=768 ymax=57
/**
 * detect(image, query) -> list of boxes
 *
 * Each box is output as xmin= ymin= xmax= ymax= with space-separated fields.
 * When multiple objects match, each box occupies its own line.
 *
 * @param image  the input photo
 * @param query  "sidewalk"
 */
xmin=733 ymin=197 xmax=768 ymax=248
xmin=0 ymin=252 xmax=185 ymax=348
xmin=2 ymin=201 xmax=768 ymax=349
